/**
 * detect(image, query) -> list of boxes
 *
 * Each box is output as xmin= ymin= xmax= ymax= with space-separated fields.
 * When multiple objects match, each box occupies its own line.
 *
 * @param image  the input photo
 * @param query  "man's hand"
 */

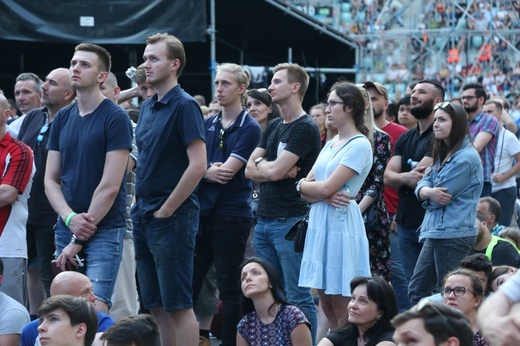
xmin=153 ymin=206 xmax=173 ymax=219
xmin=286 ymin=165 xmax=301 ymax=179
xmin=390 ymin=220 xmax=397 ymax=234
xmin=403 ymin=165 xmax=427 ymax=189
xmin=56 ymin=243 xmax=83 ymax=271
xmin=68 ymin=213 xmax=97 ymax=240
xmin=493 ymin=173 xmax=507 ymax=183
xmin=204 ymin=162 xmax=235 ymax=184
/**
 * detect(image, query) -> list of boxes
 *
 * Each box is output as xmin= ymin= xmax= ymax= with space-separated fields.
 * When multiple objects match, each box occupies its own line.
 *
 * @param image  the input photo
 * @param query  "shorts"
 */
xmin=55 ymin=222 xmax=125 ymax=309
xmin=132 ymin=208 xmax=198 ymax=312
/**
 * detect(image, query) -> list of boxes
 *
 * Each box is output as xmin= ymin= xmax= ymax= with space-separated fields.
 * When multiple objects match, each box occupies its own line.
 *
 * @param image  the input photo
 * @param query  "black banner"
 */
xmin=0 ymin=0 xmax=207 ymax=43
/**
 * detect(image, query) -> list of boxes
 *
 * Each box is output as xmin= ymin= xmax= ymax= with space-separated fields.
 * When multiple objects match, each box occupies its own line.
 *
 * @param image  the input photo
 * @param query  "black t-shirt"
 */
xmin=393 ymin=124 xmax=434 ymax=227
xmin=326 ymin=329 xmax=394 ymax=346
xmin=257 ymin=115 xmax=320 ymax=219
xmin=18 ymin=107 xmax=57 ymax=227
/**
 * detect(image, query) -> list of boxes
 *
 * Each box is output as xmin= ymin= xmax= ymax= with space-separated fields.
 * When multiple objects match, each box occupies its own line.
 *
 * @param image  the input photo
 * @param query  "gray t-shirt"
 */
xmin=0 ymin=291 xmax=30 ymax=335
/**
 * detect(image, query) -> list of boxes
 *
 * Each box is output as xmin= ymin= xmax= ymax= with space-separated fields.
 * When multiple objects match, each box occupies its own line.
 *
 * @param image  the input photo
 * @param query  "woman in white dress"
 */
xmin=297 ymin=81 xmax=373 ymax=331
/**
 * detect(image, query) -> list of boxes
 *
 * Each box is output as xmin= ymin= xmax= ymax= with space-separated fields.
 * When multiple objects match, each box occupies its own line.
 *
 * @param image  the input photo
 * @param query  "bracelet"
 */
xmin=295 ymin=178 xmax=304 ymax=193
xmin=65 ymin=212 xmax=77 ymax=227
xmin=71 ymin=234 xmax=87 ymax=246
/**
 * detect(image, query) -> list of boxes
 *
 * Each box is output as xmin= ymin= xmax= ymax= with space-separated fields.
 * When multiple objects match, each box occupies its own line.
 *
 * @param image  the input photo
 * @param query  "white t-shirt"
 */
xmin=492 ymin=127 xmax=520 ymax=193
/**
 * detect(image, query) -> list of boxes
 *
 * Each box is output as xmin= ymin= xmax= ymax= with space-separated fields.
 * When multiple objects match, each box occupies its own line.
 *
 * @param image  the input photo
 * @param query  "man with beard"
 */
xmin=384 ymin=80 xmax=444 ymax=307
xmin=461 ymin=83 xmax=499 ymax=197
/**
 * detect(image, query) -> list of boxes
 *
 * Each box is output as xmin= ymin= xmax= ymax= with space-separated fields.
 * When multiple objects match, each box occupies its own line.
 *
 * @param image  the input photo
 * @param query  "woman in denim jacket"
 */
xmin=408 ymin=102 xmax=484 ymax=304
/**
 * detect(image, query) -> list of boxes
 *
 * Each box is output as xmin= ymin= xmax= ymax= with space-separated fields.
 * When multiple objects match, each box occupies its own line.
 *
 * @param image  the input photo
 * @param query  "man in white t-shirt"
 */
xmin=484 ymin=100 xmax=520 ymax=226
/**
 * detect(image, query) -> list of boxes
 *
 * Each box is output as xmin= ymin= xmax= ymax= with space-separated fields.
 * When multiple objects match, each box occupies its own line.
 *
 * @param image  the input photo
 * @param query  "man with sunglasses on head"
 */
xmin=384 ymin=80 xmax=444 ymax=309
xmin=18 ymin=68 xmax=76 ymax=314
xmin=461 ymin=83 xmax=499 ymax=197
xmin=193 ymin=63 xmax=261 ymax=346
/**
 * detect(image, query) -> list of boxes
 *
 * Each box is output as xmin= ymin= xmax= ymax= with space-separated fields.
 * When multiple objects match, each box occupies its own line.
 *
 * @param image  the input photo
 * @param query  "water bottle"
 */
xmin=334 ymin=185 xmax=350 ymax=222
xmin=407 ymin=158 xmax=419 ymax=169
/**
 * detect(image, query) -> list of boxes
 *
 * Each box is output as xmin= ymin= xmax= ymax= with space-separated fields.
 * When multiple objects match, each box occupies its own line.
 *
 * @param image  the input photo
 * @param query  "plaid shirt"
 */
xmin=469 ymin=111 xmax=499 ymax=182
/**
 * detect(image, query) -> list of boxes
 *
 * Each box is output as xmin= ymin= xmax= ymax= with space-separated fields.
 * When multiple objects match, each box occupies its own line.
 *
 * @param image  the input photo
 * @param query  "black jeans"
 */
xmin=192 ymin=214 xmax=252 ymax=346
xmin=27 ymin=224 xmax=56 ymax=297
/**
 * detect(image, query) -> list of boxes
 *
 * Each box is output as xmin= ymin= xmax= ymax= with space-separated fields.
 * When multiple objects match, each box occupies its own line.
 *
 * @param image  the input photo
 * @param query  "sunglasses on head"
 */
xmin=434 ymin=101 xmax=453 ymax=111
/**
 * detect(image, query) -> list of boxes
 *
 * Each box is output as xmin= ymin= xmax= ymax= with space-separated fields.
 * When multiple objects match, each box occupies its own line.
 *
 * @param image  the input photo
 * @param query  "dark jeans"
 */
xmin=193 ymin=214 xmax=252 ymax=346
xmin=27 ymin=224 xmax=56 ymax=297
xmin=481 ymin=181 xmax=492 ymax=197
xmin=492 ymin=186 xmax=517 ymax=226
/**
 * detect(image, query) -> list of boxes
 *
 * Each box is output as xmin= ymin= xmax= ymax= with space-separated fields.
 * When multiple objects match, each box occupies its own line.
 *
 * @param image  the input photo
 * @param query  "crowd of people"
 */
xmin=2 ymin=30 xmax=520 ymax=346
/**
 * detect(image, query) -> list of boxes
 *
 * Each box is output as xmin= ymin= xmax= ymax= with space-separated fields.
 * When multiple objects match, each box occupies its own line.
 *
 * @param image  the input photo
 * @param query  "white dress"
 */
xmin=299 ymin=135 xmax=373 ymax=296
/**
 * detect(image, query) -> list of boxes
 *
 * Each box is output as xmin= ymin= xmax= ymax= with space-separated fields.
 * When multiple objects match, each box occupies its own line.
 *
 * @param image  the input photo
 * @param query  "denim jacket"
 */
xmin=415 ymin=137 xmax=483 ymax=241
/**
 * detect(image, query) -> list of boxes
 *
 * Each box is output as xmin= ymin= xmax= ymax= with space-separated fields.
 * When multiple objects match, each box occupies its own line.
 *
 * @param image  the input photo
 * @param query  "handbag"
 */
xmin=285 ymin=215 xmax=308 ymax=253
xmin=363 ymin=200 xmax=379 ymax=232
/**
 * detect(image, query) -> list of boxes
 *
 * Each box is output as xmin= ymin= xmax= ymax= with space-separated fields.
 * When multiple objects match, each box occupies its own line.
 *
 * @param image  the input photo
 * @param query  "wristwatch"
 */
xmin=71 ymin=234 xmax=87 ymax=246
xmin=255 ymin=157 xmax=264 ymax=166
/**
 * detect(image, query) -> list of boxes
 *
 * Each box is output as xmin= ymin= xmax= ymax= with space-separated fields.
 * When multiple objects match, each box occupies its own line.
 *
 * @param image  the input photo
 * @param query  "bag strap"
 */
xmin=331 ymin=134 xmax=364 ymax=160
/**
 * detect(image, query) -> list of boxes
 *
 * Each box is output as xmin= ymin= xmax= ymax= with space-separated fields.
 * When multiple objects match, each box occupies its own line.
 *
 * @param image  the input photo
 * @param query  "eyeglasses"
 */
xmin=440 ymin=286 xmax=473 ymax=297
xmin=36 ymin=124 xmax=50 ymax=145
xmin=218 ymin=128 xmax=225 ymax=151
xmin=326 ymin=101 xmax=344 ymax=108
xmin=461 ymin=95 xmax=476 ymax=101
xmin=434 ymin=101 xmax=452 ymax=111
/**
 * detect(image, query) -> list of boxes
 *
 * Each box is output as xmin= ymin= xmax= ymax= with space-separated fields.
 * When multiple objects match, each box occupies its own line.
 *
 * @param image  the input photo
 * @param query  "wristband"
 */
xmin=65 ymin=212 xmax=77 ymax=227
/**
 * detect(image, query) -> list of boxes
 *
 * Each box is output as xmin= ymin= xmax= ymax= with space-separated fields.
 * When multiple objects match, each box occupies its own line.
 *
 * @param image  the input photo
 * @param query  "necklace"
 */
xmin=221 ymin=113 xmax=240 ymax=129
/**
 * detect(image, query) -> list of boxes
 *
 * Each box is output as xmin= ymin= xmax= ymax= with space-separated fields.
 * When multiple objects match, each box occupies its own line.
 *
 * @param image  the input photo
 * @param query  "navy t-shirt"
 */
xmin=47 ymin=99 xmax=133 ymax=229
xmin=197 ymin=110 xmax=261 ymax=217
xmin=134 ymin=85 xmax=205 ymax=216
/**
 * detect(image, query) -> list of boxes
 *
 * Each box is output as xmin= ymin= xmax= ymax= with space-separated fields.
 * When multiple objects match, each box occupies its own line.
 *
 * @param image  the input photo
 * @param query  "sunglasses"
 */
xmin=218 ymin=129 xmax=225 ymax=151
xmin=36 ymin=124 xmax=50 ymax=145
xmin=434 ymin=101 xmax=453 ymax=111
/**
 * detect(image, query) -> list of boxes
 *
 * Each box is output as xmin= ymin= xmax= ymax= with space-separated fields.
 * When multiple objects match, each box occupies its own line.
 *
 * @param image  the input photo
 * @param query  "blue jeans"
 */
xmin=390 ymin=231 xmax=412 ymax=312
xmin=55 ymin=223 xmax=125 ymax=308
xmin=408 ymin=236 xmax=476 ymax=305
xmin=397 ymin=223 xmax=423 ymax=283
xmin=492 ymin=186 xmax=517 ymax=226
xmin=192 ymin=214 xmax=252 ymax=346
xmin=253 ymin=216 xmax=317 ymax=344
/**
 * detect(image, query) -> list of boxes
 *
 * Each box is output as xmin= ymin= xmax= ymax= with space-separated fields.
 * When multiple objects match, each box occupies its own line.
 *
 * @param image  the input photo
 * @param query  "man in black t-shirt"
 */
xmin=245 ymin=62 xmax=320 ymax=342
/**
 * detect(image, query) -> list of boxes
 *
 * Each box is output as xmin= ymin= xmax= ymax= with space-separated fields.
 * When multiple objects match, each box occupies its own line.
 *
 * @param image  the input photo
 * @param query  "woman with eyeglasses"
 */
xmin=318 ymin=277 xmax=398 ymax=346
xmin=441 ymin=269 xmax=489 ymax=346
xmin=244 ymin=89 xmax=281 ymax=132
xmin=408 ymin=102 xmax=484 ymax=305
xmin=298 ymin=81 xmax=373 ymax=331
